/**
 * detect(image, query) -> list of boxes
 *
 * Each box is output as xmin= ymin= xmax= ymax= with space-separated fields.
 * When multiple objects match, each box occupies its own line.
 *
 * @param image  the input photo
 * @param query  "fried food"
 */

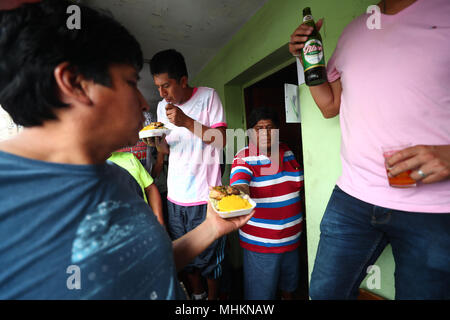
xmin=209 ymin=185 xmax=241 ymax=200
xmin=209 ymin=185 xmax=254 ymax=215
xmin=226 ymin=186 xmax=240 ymax=195
xmin=141 ymin=122 xmax=166 ymax=131
xmin=209 ymin=186 xmax=227 ymax=200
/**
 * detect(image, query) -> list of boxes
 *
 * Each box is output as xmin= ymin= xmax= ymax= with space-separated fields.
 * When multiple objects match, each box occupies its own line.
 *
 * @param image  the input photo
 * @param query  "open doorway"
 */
xmin=244 ymin=63 xmax=302 ymax=162
xmin=243 ymin=62 xmax=309 ymax=299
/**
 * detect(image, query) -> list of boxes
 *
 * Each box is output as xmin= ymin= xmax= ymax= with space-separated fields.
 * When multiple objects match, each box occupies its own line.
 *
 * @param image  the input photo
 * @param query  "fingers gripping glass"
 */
xmin=382 ymin=145 xmax=416 ymax=188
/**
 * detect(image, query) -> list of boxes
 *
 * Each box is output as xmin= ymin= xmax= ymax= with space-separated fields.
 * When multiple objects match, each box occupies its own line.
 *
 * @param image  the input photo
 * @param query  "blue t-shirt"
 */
xmin=0 ymin=151 xmax=185 ymax=299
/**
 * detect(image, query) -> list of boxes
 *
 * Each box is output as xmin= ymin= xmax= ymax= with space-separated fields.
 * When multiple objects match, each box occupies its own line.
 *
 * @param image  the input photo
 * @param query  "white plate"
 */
xmin=139 ymin=128 xmax=171 ymax=138
xmin=209 ymin=194 xmax=256 ymax=219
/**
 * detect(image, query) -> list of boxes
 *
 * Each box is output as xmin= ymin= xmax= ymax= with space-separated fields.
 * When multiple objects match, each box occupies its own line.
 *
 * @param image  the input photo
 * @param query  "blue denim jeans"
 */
xmin=310 ymin=186 xmax=450 ymax=300
xmin=243 ymin=248 xmax=299 ymax=300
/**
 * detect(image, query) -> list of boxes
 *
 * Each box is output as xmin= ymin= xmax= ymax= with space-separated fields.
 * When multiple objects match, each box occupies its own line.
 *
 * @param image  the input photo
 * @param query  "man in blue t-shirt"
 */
xmin=0 ymin=0 xmax=252 ymax=299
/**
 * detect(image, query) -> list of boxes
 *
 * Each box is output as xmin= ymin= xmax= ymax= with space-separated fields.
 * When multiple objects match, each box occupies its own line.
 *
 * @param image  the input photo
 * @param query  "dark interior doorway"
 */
xmin=243 ymin=62 xmax=309 ymax=300
xmin=244 ymin=63 xmax=302 ymax=163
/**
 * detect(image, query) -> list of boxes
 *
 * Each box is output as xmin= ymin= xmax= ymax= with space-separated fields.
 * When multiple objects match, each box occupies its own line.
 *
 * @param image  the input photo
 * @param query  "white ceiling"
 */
xmin=84 ymin=0 xmax=268 ymax=111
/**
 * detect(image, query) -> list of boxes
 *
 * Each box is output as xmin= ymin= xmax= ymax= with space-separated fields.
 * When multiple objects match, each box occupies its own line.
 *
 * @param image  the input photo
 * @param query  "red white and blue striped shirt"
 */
xmin=230 ymin=143 xmax=304 ymax=253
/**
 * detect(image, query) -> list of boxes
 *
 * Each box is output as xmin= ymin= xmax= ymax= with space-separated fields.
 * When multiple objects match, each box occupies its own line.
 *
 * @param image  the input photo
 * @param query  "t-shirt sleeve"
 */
xmin=208 ymin=89 xmax=227 ymax=128
xmin=230 ymin=155 xmax=253 ymax=186
xmin=134 ymin=155 xmax=154 ymax=188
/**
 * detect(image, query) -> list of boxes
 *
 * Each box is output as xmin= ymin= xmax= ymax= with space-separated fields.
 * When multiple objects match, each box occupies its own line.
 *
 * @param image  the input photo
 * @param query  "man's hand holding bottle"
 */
xmin=289 ymin=18 xmax=324 ymax=59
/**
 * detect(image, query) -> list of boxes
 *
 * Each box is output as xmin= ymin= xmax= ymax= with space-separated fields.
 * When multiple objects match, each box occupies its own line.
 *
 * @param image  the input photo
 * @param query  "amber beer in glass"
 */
xmin=382 ymin=146 xmax=416 ymax=188
xmin=301 ymin=7 xmax=327 ymax=86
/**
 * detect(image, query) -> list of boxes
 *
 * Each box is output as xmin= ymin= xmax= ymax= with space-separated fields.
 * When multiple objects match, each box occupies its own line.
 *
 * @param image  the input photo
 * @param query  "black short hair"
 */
xmin=248 ymin=106 xmax=280 ymax=129
xmin=0 ymin=0 xmax=143 ymax=127
xmin=149 ymin=49 xmax=188 ymax=82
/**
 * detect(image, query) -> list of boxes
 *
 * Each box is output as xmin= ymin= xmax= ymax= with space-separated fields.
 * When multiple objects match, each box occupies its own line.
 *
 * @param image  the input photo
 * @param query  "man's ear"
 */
xmin=54 ymin=62 xmax=93 ymax=106
xmin=180 ymin=75 xmax=189 ymax=89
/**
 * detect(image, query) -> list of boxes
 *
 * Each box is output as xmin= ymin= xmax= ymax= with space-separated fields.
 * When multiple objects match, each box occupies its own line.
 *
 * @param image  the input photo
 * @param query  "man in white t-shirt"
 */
xmin=148 ymin=49 xmax=227 ymax=300
xmin=289 ymin=0 xmax=450 ymax=299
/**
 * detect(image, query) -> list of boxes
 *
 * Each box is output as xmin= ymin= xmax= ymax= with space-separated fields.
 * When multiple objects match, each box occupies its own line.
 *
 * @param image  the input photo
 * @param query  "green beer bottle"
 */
xmin=301 ymin=7 xmax=327 ymax=86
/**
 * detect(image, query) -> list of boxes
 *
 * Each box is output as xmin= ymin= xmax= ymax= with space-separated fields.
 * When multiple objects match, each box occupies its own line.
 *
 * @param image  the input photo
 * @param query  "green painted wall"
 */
xmin=192 ymin=0 xmax=395 ymax=300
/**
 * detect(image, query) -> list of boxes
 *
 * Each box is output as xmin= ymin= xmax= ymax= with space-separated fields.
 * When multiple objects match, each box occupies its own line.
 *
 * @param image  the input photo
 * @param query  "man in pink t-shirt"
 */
xmin=148 ymin=49 xmax=227 ymax=300
xmin=289 ymin=0 xmax=450 ymax=299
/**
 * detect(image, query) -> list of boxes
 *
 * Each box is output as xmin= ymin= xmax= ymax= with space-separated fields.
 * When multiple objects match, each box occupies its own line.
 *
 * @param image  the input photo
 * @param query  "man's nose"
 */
xmin=159 ymin=88 xmax=166 ymax=98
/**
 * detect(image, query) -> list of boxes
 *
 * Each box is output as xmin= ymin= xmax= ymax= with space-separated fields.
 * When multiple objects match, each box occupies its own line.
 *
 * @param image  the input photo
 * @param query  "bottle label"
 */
xmin=302 ymin=39 xmax=325 ymax=71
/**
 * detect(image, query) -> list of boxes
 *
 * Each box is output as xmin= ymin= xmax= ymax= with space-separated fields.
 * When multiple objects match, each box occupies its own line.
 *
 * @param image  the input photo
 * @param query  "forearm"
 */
xmin=172 ymin=218 xmax=217 ymax=271
xmin=172 ymin=203 xmax=254 ymax=271
xmin=232 ymin=184 xmax=250 ymax=195
xmin=309 ymin=79 xmax=341 ymax=118
xmin=151 ymin=152 xmax=165 ymax=178
xmin=146 ymin=184 xmax=165 ymax=226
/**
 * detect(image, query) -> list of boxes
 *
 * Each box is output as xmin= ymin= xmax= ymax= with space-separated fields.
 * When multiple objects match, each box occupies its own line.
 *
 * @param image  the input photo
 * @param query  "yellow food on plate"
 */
xmin=141 ymin=122 xmax=166 ymax=131
xmin=217 ymin=195 xmax=252 ymax=212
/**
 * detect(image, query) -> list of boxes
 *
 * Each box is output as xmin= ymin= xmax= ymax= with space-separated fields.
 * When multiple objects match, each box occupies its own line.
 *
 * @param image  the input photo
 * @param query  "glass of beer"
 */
xmin=382 ymin=145 xmax=416 ymax=188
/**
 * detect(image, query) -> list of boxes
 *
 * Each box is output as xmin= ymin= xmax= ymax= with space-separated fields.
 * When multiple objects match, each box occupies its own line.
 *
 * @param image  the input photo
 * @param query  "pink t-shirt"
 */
xmin=157 ymin=87 xmax=227 ymax=206
xmin=327 ymin=0 xmax=450 ymax=213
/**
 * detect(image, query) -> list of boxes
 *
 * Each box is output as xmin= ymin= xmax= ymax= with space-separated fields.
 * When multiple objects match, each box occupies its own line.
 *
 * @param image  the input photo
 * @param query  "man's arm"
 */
xmin=165 ymin=104 xmax=226 ymax=148
xmin=172 ymin=203 xmax=253 ymax=271
xmin=145 ymin=183 xmax=165 ymax=226
xmin=151 ymin=151 xmax=165 ymax=179
xmin=309 ymin=79 xmax=342 ymax=118
xmin=232 ymin=183 xmax=250 ymax=195
xmin=289 ymin=19 xmax=342 ymax=118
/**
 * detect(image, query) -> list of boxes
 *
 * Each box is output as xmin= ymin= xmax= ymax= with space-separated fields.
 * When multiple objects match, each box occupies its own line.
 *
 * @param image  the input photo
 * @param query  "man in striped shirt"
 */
xmin=230 ymin=107 xmax=304 ymax=300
